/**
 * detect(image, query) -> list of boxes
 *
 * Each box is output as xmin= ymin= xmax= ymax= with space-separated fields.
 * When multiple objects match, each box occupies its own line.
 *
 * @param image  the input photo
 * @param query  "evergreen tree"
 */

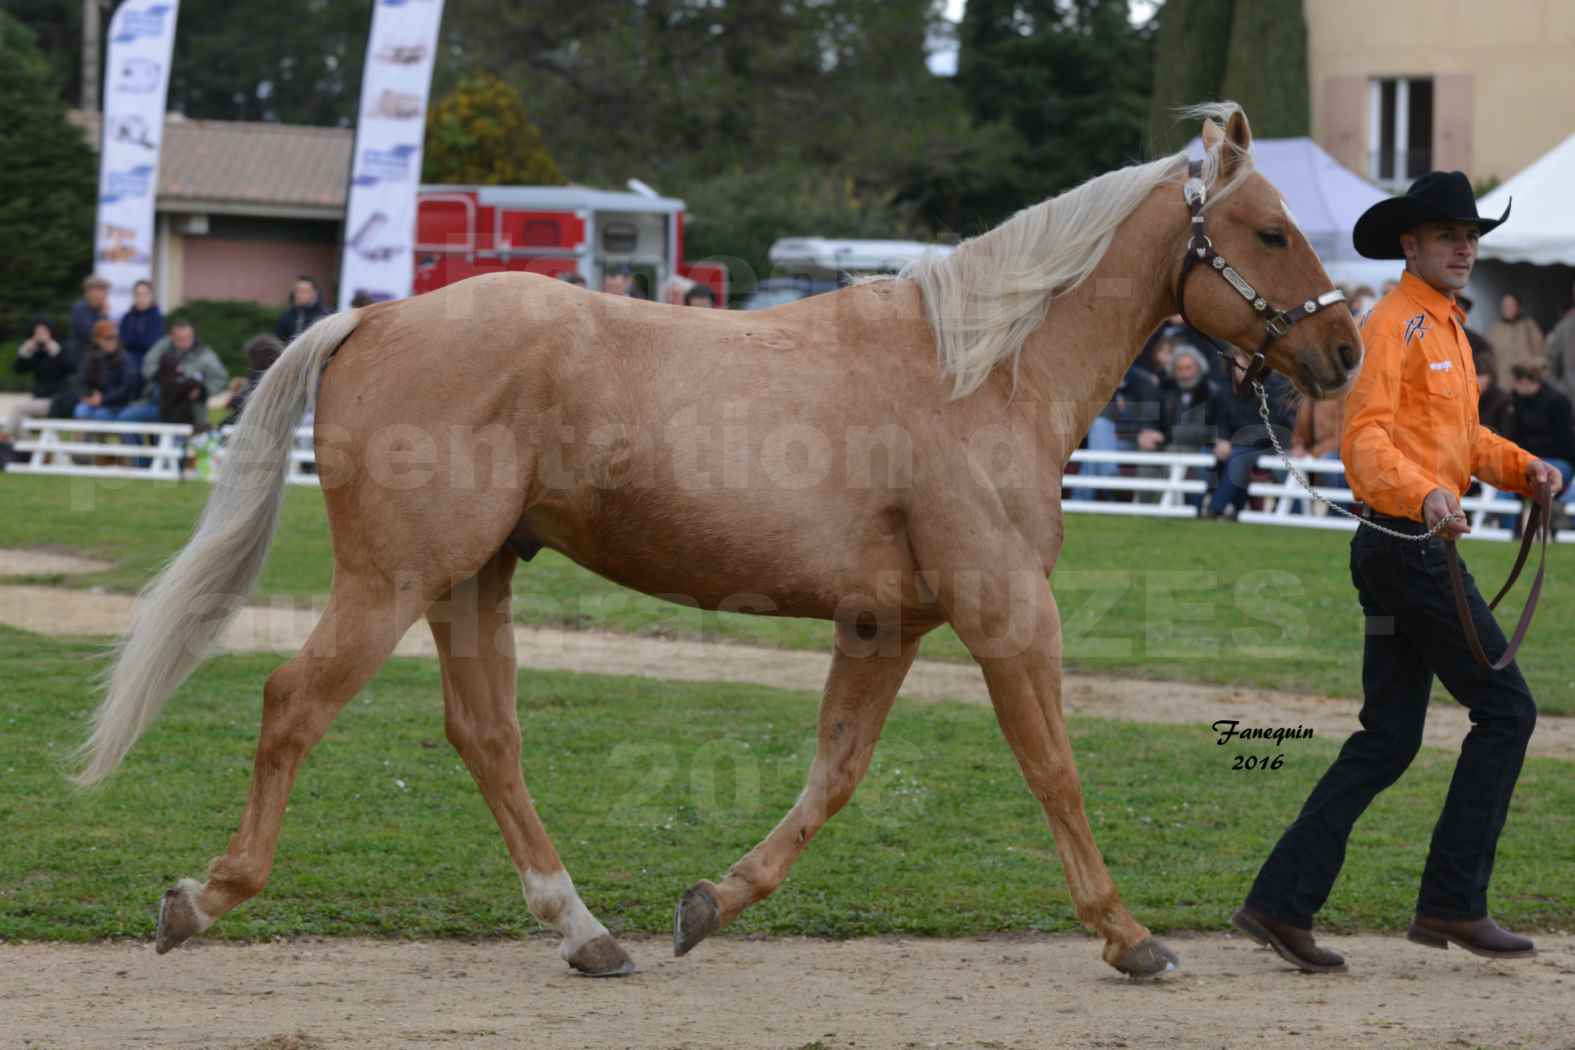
xmin=1219 ymin=0 xmax=1309 ymax=138
xmin=1145 ymin=0 xmax=1236 ymax=154
xmin=422 ymin=72 xmax=563 ymax=185
xmin=0 ymin=12 xmax=97 ymax=336
xmin=953 ymin=0 xmax=1158 ymax=227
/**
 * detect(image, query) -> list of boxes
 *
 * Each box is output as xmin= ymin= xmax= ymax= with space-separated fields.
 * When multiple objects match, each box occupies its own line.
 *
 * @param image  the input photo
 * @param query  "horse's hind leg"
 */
xmin=674 ymin=625 xmax=920 ymax=956
xmin=430 ymin=550 xmax=633 ymax=976
xmin=156 ymin=572 xmax=414 ymax=952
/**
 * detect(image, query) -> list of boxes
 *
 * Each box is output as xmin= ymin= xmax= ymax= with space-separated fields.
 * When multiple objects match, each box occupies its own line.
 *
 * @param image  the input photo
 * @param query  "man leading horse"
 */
xmin=1233 ymin=171 xmax=1563 ymax=972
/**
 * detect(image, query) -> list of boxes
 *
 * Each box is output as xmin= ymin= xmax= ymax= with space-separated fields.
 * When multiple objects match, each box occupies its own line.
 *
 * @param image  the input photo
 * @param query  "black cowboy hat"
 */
xmin=1353 ymin=170 xmax=1511 ymax=260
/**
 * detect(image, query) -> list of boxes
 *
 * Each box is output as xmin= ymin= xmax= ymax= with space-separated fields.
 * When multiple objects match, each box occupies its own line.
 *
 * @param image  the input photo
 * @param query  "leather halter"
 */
xmin=1175 ymin=159 xmax=1348 ymax=387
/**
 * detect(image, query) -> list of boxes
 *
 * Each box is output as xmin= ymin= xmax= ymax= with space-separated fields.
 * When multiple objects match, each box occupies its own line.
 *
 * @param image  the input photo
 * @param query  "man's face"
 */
xmin=1402 ymin=220 xmax=1479 ymax=294
xmin=603 ymin=273 xmax=631 ymax=296
xmin=86 ymin=285 xmax=108 ymax=310
xmin=1173 ymin=355 xmax=1200 ymax=385
xmin=171 ymin=325 xmax=195 ymax=352
xmin=293 ymin=281 xmax=317 ymax=308
xmin=1500 ymin=293 xmax=1520 ymax=321
xmin=133 ymin=283 xmax=154 ymax=310
xmin=96 ymin=334 xmax=119 ymax=355
xmin=1514 ymin=374 xmax=1540 ymax=397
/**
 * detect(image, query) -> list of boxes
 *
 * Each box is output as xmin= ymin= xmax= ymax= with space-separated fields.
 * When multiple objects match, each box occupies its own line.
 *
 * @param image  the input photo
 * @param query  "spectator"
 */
xmin=684 ymin=284 xmax=716 ymax=308
xmin=1504 ymin=361 xmax=1575 ymax=508
xmin=602 ymin=263 xmax=644 ymax=298
xmin=7 ymin=315 xmax=78 ymax=446
xmin=1488 ymin=291 xmax=1545 ymax=389
xmin=71 ymin=320 xmax=139 ymax=421
xmin=118 ymin=278 xmax=165 ymax=379
xmin=1206 ymin=372 xmax=1295 ymax=520
xmin=558 ymin=271 xmax=588 ymax=287
xmin=69 ymin=274 xmax=111 ymax=358
xmin=1348 ymin=284 xmax=1377 ymax=321
xmin=1455 ymin=292 xmax=1495 ymax=360
xmin=1546 ymin=278 xmax=1575 ymax=399
xmin=275 ymin=275 xmax=331 ymax=343
xmin=122 ymin=319 xmax=230 ymax=426
xmin=1072 ymin=361 xmax=1164 ymax=502
xmin=1160 ymin=344 xmax=1218 ymax=509
xmin=1475 ymin=351 xmax=1513 ymax=435
xmin=1288 ymin=389 xmax=1345 ymax=516
xmin=1161 ymin=345 xmax=1217 ymax=451
xmin=222 ymin=334 xmax=284 ymax=426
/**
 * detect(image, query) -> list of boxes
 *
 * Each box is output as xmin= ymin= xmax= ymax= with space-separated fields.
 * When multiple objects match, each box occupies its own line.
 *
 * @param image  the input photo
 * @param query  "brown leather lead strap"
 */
xmin=1446 ymin=485 xmax=1553 ymax=671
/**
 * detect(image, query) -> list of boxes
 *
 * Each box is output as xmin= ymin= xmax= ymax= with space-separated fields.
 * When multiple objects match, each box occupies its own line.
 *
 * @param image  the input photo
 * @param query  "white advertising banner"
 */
xmin=338 ymin=0 xmax=446 ymax=310
xmin=95 ymin=0 xmax=180 ymax=319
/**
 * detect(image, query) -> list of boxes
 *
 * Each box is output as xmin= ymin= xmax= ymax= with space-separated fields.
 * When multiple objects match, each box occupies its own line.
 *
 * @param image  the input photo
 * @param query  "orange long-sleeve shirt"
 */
xmin=1341 ymin=271 xmax=1537 ymax=520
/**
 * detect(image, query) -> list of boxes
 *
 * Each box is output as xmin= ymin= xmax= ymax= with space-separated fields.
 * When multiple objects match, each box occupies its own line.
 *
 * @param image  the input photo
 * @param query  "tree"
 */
xmin=954 ymin=0 xmax=1158 ymax=226
xmin=0 ymin=12 xmax=97 ymax=336
xmin=1145 ymin=0 xmax=1236 ymax=154
xmin=1219 ymin=0 xmax=1309 ymax=138
xmin=166 ymin=0 xmax=374 ymax=124
xmin=422 ymin=72 xmax=563 ymax=185
xmin=683 ymin=165 xmax=924 ymax=295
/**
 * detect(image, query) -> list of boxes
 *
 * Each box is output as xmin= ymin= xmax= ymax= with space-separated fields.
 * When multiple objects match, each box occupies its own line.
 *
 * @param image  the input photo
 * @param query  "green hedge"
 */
xmin=1 ymin=299 xmax=283 ymax=394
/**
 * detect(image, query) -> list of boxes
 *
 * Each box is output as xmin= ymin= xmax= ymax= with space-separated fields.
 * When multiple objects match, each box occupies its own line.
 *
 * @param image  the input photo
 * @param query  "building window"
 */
xmin=1370 ymin=77 xmax=1433 ymax=186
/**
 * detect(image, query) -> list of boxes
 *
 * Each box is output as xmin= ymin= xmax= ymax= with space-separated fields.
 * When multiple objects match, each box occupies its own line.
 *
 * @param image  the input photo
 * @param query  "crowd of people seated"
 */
xmin=2 ymin=272 xmax=344 ymax=464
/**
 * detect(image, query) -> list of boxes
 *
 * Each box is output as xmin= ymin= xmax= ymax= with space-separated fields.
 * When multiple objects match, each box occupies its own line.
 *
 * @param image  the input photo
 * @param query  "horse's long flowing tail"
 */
xmin=73 ymin=309 xmax=362 ymax=787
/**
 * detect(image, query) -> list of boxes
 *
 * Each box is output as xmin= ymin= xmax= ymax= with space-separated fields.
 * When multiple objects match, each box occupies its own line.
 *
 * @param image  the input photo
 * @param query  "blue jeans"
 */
xmin=73 ymin=403 xmax=117 ymax=421
xmin=1072 ymin=416 xmax=1129 ymax=503
xmin=1209 ymin=444 xmax=1262 ymax=515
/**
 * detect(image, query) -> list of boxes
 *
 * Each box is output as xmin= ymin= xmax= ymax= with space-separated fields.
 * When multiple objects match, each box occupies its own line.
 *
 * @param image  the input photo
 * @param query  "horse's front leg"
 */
xmin=935 ymin=553 xmax=1177 ymax=977
xmin=673 ymin=623 xmax=921 ymax=956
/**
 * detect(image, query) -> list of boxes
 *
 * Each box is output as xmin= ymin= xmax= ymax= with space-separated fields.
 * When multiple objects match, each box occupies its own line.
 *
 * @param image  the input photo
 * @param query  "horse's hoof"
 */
xmin=154 ymin=879 xmax=210 ymax=955
xmin=567 ymin=934 xmax=636 ymax=977
xmin=673 ymin=882 xmax=720 ymax=957
xmin=1114 ymin=937 xmax=1180 ymax=979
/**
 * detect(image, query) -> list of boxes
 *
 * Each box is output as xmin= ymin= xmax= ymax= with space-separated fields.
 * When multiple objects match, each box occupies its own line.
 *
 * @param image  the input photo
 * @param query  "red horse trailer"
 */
xmin=413 ymin=185 xmax=727 ymax=303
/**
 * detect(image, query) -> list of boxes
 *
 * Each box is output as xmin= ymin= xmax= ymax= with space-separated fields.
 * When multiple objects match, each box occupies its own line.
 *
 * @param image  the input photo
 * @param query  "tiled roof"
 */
xmin=71 ymin=111 xmax=352 ymax=216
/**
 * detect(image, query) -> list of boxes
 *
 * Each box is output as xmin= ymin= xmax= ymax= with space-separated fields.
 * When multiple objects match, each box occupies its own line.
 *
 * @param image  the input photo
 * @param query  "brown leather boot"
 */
xmin=1232 ymin=906 xmax=1348 ymax=973
xmin=1407 ymin=915 xmax=1536 ymax=959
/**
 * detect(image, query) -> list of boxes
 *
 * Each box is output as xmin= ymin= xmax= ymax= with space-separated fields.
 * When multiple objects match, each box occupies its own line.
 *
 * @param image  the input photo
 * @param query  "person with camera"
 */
xmin=120 ymin=318 xmax=230 ymax=428
xmin=7 ymin=315 xmax=79 ymax=451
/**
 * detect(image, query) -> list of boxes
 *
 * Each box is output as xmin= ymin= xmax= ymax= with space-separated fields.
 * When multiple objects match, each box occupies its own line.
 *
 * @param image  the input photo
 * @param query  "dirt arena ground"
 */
xmin=5 ymin=933 xmax=1574 ymax=1050
xmin=4 ymin=548 xmax=1573 ymax=1049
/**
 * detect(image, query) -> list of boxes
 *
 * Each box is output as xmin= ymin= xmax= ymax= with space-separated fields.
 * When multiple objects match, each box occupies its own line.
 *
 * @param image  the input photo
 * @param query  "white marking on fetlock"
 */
xmin=521 ymin=869 xmax=609 ymax=959
xmin=172 ymin=878 xmax=215 ymax=932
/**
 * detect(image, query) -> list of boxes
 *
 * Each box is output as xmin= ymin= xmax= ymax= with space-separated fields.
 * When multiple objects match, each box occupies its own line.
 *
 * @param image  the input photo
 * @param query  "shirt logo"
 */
xmin=1429 ymin=360 xmax=1452 ymax=371
xmin=1403 ymin=313 xmax=1430 ymax=346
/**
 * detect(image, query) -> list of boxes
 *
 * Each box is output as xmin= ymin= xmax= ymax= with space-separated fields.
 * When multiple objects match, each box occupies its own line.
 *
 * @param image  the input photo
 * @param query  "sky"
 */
xmin=927 ymin=0 xmax=1161 ymax=76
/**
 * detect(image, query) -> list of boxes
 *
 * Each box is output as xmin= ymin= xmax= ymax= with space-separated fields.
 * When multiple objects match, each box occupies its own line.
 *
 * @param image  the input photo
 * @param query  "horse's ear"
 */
xmin=1221 ymin=109 xmax=1253 ymax=179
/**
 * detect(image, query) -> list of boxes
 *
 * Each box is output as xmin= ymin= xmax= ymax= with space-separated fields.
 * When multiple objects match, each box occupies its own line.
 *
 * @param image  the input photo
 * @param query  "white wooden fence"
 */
xmin=5 ymin=418 xmax=1568 ymax=542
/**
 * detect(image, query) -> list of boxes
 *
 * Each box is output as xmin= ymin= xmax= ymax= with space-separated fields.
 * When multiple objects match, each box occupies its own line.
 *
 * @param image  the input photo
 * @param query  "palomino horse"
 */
xmin=77 ymin=104 xmax=1360 ymax=978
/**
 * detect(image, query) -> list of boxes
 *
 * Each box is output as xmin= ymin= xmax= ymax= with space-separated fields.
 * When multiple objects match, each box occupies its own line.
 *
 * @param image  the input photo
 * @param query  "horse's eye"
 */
xmin=1257 ymin=229 xmax=1288 ymax=249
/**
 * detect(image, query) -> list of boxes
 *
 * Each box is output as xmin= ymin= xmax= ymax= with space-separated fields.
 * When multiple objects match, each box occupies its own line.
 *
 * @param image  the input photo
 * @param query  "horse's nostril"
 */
xmin=1338 ymin=343 xmax=1360 ymax=372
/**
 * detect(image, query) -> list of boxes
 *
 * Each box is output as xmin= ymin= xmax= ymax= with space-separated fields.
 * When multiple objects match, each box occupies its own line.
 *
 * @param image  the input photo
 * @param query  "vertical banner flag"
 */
xmin=338 ymin=0 xmax=446 ymax=310
xmin=96 ymin=0 xmax=180 ymax=319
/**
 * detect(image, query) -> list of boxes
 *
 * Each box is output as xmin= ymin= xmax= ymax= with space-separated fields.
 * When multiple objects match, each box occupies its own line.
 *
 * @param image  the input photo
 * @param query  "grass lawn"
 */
xmin=1 ymin=625 xmax=1571 ymax=943
xmin=2 ymin=471 xmax=1573 ymax=713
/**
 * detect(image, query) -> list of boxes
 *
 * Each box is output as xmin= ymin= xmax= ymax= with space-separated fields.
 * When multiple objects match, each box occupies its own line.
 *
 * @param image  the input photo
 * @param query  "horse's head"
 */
xmin=1179 ymin=109 xmax=1361 ymax=399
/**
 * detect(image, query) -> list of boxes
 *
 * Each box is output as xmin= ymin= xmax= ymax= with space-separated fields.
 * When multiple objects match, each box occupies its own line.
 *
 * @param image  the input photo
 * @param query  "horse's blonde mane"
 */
xmin=902 ymin=101 xmax=1256 ymax=400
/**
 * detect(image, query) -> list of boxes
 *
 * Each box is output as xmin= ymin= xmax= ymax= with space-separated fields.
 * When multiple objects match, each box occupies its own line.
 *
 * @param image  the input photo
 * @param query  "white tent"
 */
xmin=1477 ymin=133 xmax=1575 ymax=265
